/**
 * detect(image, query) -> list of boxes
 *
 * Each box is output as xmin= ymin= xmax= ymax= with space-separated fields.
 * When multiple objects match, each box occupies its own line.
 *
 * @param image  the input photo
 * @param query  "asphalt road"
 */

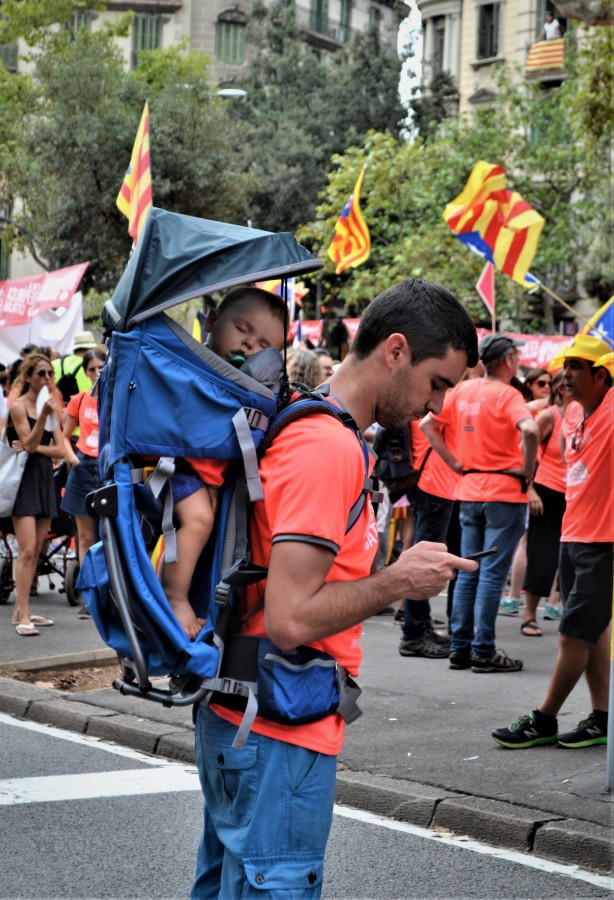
xmin=1 ymin=713 xmax=611 ymax=900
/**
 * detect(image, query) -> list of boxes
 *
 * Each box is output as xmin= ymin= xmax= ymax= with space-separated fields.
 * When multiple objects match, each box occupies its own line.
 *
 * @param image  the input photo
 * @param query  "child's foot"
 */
xmin=169 ymin=598 xmax=205 ymax=639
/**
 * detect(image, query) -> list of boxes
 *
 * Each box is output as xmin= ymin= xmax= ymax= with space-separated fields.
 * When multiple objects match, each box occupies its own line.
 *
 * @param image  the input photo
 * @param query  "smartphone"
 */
xmin=464 ymin=547 xmax=498 ymax=561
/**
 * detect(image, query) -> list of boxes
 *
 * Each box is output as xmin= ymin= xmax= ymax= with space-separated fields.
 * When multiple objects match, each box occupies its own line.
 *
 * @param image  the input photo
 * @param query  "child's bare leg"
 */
xmin=163 ymin=488 xmax=214 ymax=638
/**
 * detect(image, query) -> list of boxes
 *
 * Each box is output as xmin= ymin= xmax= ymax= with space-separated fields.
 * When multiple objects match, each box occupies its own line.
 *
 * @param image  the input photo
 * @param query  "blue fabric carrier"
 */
xmin=78 ymin=314 xmax=280 ymax=687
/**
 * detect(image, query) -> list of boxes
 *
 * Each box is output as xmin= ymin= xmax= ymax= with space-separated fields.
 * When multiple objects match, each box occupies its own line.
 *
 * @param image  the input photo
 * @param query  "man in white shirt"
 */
xmin=539 ymin=11 xmax=562 ymax=39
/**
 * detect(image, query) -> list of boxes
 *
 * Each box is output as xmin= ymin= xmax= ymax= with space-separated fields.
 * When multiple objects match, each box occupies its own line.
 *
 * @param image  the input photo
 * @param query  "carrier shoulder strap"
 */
xmin=260 ymin=386 xmax=382 ymax=533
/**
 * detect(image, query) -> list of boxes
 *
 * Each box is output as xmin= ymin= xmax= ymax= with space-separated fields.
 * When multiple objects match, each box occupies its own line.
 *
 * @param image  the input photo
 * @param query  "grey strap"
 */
xmin=132 ymin=457 xmax=178 ymax=564
xmin=232 ymin=408 xmax=263 ymax=502
xmin=336 ymin=665 xmax=363 ymax=725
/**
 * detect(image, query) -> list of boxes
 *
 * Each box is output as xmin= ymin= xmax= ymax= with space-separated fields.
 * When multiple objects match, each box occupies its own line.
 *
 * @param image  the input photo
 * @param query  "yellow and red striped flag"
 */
xmin=443 ymin=161 xmax=544 ymax=289
xmin=327 ymin=166 xmax=371 ymax=274
xmin=525 ymin=39 xmax=565 ymax=71
xmin=116 ymin=100 xmax=152 ymax=243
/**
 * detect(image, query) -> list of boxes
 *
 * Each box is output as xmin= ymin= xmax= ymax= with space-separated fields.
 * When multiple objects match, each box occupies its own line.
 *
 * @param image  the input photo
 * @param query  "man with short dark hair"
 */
xmin=191 ymin=279 xmax=479 ymax=898
xmin=436 ymin=333 xmax=539 ymax=673
xmin=493 ymin=334 xmax=613 ymax=748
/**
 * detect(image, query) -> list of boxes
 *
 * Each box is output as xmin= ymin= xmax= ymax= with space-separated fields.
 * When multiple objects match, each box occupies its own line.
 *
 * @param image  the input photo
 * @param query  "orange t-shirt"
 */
xmin=212 ymin=412 xmax=378 ymax=755
xmin=438 ymin=379 xmax=532 ymax=503
xmin=417 ymin=393 xmax=462 ymax=501
xmin=534 ymin=406 xmax=566 ymax=494
xmin=410 ymin=420 xmax=430 ymax=471
xmin=561 ymin=391 xmax=614 ymax=542
xmin=186 ymin=457 xmax=227 ymax=487
xmin=66 ymin=391 xmax=98 ymax=457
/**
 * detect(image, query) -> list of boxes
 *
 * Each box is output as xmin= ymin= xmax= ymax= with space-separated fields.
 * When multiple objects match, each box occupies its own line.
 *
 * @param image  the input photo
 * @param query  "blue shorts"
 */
xmin=191 ymin=707 xmax=336 ymax=898
xmin=60 ymin=453 xmax=100 ymax=518
xmin=170 ymin=471 xmax=205 ymax=503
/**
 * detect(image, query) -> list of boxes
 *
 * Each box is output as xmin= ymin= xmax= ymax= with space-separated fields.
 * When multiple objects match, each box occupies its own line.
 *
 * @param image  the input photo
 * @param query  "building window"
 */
xmin=216 ymin=20 xmax=245 ymax=65
xmin=66 ymin=12 xmax=91 ymax=31
xmin=0 ymin=39 xmax=17 ymax=70
xmin=433 ymin=16 xmax=445 ymax=72
xmin=132 ymin=14 xmax=162 ymax=69
xmin=369 ymin=5 xmax=381 ymax=25
xmin=339 ymin=0 xmax=351 ymax=42
xmin=477 ymin=3 xmax=500 ymax=60
xmin=310 ymin=0 xmax=329 ymax=34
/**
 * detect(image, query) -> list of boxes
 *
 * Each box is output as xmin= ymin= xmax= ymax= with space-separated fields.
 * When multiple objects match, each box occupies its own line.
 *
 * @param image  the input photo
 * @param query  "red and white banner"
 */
xmin=0 ymin=262 xmax=89 ymax=327
xmin=289 ymin=319 xmax=571 ymax=369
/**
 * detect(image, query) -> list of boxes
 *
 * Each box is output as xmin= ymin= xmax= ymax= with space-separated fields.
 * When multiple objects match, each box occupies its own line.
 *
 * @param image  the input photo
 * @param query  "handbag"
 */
xmin=0 ymin=422 xmax=28 ymax=517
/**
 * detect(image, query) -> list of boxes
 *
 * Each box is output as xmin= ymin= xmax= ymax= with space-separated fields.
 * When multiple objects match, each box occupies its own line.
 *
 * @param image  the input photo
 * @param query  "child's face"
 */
xmin=205 ymin=298 xmax=285 ymax=364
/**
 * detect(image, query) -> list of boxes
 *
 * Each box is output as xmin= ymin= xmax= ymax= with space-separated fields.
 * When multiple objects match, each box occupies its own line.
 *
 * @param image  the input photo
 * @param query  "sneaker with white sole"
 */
xmin=492 ymin=711 xmax=558 ymax=748
xmin=557 ymin=713 xmax=607 ymax=748
xmin=498 ymin=597 xmax=519 ymax=616
xmin=543 ymin=604 xmax=561 ymax=621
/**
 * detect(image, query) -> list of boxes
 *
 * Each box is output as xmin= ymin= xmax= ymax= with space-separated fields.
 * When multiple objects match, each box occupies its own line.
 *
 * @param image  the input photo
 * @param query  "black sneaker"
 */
xmin=426 ymin=627 xmax=451 ymax=646
xmin=78 ymin=606 xmax=91 ymax=619
xmin=393 ymin=609 xmax=405 ymax=625
xmin=399 ymin=636 xmax=450 ymax=659
xmin=471 ymin=649 xmax=523 ymax=673
xmin=448 ymin=649 xmax=472 ymax=670
xmin=557 ymin=713 xmax=607 ymax=748
xmin=492 ymin=711 xmax=558 ymax=748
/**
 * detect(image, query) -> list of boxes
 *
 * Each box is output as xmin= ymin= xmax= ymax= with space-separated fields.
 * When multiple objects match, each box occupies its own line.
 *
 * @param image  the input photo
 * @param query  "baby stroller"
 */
xmin=0 ymin=463 xmax=80 ymax=605
xmin=77 ymin=210 xmax=327 ymax=732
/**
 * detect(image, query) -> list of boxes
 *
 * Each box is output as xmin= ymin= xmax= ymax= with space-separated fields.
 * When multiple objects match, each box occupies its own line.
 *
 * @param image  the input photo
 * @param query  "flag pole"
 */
xmin=537 ymin=281 xmax=614 ymax=345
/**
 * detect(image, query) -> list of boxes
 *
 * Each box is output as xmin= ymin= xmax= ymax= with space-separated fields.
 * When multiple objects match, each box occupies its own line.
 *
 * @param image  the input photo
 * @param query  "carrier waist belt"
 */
xmin=209 ymin=632 xmax=362 ymax=727
xmin=462 ymin=469 xmax=528 ymax=493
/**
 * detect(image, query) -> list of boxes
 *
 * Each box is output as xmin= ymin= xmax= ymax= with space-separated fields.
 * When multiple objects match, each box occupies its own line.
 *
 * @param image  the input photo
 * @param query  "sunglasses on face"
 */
xmin=35 ymin=369 xmax=53 ymax=378
xmin=533 ymin=379 xmax=551 ymax=388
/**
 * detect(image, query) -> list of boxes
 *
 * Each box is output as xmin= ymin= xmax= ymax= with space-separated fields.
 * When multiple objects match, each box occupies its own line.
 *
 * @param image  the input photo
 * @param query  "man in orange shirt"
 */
xmin=190 ymin=280 xmax=479 ymax=898
xmin=435 ymin=334 xmax=539 ymax=673
xmin=493 ymin=334 xmax=613 ymax=748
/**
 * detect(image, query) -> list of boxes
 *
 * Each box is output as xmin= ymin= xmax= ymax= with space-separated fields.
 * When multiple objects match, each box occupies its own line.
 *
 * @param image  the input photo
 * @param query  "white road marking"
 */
xmin=333 ymin=805 xmax=613 ymax=891
xmin=0 ymin=710 xmax=192 ymax=766
xmin=2 ymin=714 xmax=610 ymax=889
xmin=0 ymin=767 xmax=201 ymax=805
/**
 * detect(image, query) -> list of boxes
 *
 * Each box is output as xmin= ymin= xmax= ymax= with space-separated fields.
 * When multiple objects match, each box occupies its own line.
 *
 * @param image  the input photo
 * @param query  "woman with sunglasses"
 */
xmin=522 ymin=368 xmax=553 ymax=414
xmin=60 ymin=349 xmax=107 ymax=612
xmin=6 ymin=352 xmax=65 ymax=635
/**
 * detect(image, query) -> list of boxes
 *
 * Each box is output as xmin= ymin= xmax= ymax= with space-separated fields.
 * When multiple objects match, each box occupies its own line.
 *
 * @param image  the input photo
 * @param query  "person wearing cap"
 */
xmin=52 ymin=331 xmax=99 ymax=404
xmin=493 ymin=333 xmax=613 ymax=748
xmin=432 ymin=333 xmax=539 ymax=673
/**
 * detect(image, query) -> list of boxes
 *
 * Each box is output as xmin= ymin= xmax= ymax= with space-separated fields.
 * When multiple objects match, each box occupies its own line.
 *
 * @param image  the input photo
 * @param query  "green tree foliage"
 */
xmin=3 ymin=27 xmax=249 ymax=292
xmin=299 ymin=49 xmax=612 ymax=331
xmin=232 ymin=1 xmax=406 ymax=232
xmin=409 ymin=70 xmax=458 ymax=140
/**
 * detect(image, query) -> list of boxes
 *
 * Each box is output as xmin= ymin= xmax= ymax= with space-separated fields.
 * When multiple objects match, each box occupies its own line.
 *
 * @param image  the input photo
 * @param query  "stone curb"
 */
xmin=1 ymin=678 xmax=611 ymax=875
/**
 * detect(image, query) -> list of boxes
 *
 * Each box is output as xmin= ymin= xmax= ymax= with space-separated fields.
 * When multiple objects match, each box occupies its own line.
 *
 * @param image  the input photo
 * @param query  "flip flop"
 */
xmin=15 ymin=623 xmax=40 ymax=636
xmin=520 ymin=618 xmax=542 ymax=637
xmin=11 ymin=615 xmax=54 ymax=627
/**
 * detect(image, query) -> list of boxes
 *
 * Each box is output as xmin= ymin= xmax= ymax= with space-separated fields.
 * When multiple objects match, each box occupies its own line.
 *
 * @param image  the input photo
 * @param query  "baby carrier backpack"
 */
xmin=77 ymin=208 xmax=377 ymax=748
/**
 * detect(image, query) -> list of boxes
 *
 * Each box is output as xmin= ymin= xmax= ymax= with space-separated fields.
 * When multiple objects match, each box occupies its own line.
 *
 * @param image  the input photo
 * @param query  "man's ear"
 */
xmin=383 ymin=332 xmax=411 ymax=369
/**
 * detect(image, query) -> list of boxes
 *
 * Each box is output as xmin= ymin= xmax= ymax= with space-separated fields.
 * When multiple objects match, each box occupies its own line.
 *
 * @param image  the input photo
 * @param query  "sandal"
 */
xmin=520 ymin=618 xmax=542 ymax=637
xmin=15 ymin=623 xmax=40 ymax=636
xmin=11 ymin=615 xmax=54 ymax=627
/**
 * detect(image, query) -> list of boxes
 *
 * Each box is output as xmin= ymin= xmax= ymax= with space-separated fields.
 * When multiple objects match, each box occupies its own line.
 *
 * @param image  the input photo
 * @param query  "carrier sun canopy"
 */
xmin=103 ymin=208 xmax=324 ymax=333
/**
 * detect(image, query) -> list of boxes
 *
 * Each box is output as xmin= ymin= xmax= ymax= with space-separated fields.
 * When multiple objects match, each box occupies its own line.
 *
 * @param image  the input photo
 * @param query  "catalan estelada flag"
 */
xmin=116 ymin=101 xmax=152 ymax=243
xmin=443 ymin=161 xmax=544 ymax=289
xmin=580 ymin=295 xmax=614 ymax=347
xmin=525 ymin=39 xmax=565 ymax=71
xmin=327 ymin=166 xmax=371 ymax=274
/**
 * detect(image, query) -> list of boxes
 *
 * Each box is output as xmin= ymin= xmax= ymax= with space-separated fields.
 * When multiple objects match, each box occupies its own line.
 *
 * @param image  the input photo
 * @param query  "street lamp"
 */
xmin=214 ymin=88 xmax=248 ymax=100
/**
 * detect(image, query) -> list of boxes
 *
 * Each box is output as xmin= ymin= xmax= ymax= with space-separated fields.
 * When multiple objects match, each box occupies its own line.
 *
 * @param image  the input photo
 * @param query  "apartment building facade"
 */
xmin=416 ymin=0 xmax=568 ymax=113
